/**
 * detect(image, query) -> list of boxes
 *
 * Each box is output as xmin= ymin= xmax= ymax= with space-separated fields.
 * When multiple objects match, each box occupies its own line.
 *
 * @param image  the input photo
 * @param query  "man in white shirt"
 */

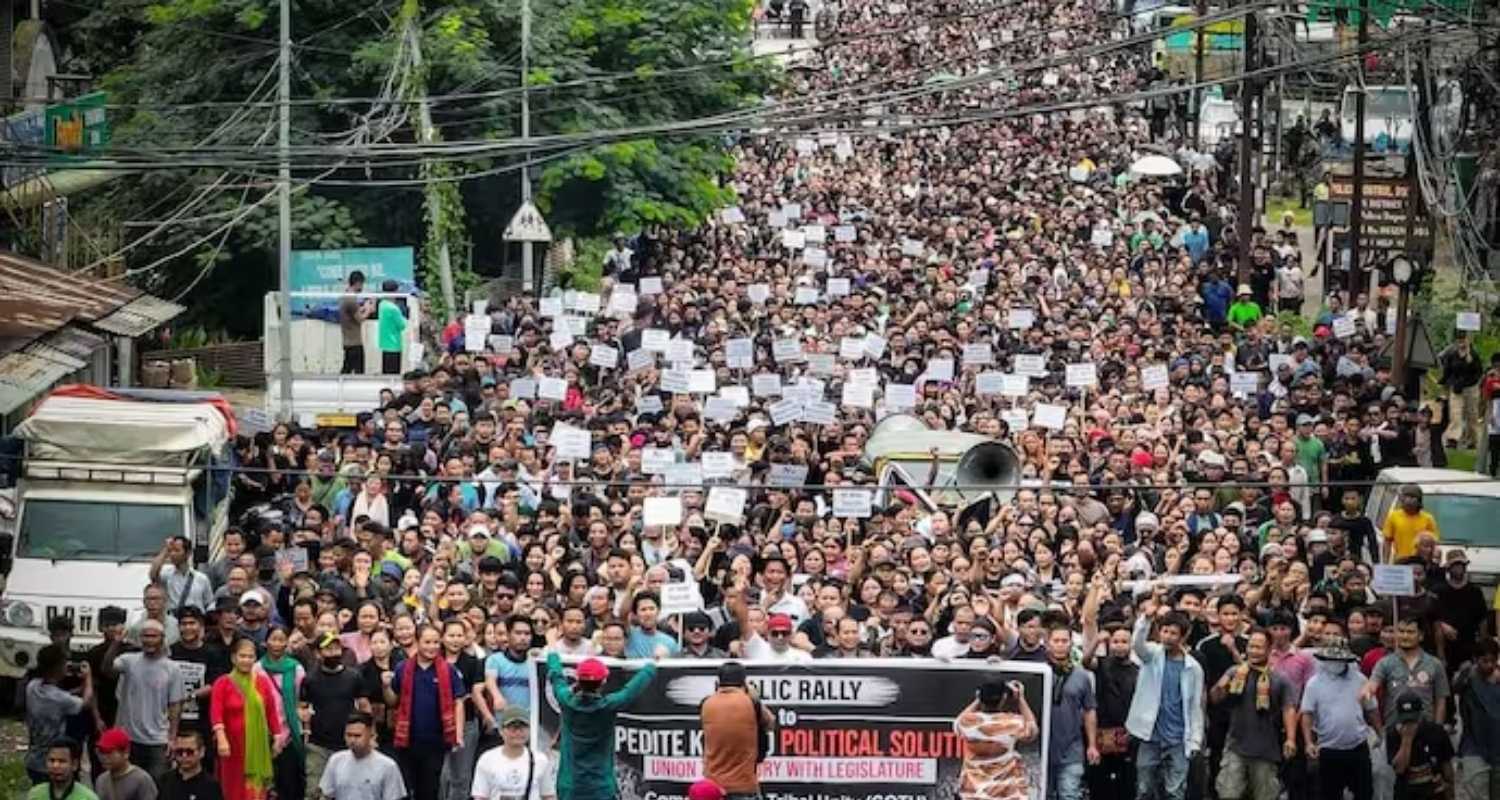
xmin=320 ymin=713 xmax=406 ymax=800
xmin=759 ymin=555 xmax=809 ymax=624
xmin=472 ymin=706 xmax=556 ymax=800
xmin=543 ymin=606 xmax=597 ymax=658
xmin=744 ymin=614 xmax=811 ymax=663
xmin=148 ymin=536 xmax=214 ymax=618
xmin=932 ymin=604 xmax=976 ymax=660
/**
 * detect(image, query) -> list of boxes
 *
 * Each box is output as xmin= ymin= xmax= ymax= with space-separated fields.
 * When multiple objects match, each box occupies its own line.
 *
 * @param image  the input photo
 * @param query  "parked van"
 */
xmin=1366 ymin=467 xmax=1500 ymax=585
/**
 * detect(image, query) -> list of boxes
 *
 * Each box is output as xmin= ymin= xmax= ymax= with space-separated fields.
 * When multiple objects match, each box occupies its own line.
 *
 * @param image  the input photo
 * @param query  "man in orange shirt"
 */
xmin=699 ymin=663 xmax=773 ymax=800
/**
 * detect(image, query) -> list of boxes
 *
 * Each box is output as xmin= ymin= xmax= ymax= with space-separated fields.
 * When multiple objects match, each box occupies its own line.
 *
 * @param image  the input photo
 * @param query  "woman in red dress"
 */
xmin=211 ymin=638 xmax=286 ymax=800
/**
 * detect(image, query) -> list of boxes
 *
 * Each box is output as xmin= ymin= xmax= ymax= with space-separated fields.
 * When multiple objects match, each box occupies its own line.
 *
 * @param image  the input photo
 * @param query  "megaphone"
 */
xmin=862 ymin=414 xmax=1020 ymax=509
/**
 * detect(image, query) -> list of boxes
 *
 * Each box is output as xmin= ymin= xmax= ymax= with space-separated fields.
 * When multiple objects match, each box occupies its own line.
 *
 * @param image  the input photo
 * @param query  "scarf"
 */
xmin=1227 ymin=663 xmax=1272 ymax=711
xmin=1051 ymin=660 xmax=1073 ymax=706
xmin=259 ymin=655 xmax=303 ymax=753
xmin=231 ymin=670 xmax=274 ymax=790
xmin=394 ymin=657 xmax=458 ymax=749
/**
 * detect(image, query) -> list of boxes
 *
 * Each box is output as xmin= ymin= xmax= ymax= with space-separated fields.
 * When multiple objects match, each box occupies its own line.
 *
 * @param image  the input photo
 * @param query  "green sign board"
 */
xmin=45 ymin=92 xmax=110 ymax=162
xmin=289 ymin=247 xmax=416 ymax=313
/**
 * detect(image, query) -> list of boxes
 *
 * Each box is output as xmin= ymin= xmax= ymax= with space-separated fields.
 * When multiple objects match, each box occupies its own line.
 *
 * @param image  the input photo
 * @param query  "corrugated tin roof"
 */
xmin=96 ymin=294 xmax=185 ymax=337
xmin=0 ymin=253 xmax=138 ymax=322
xmin=0 ymin=349 xmax=82 ymax=415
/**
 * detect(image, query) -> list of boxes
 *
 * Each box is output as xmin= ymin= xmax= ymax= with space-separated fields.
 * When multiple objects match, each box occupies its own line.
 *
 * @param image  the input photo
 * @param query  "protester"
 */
xmin=26 ymin=646 xmax=92 ymax=786
xmin=105 ymin=618 xmax=184 ymax=786
xmin=28 ymin=738 xmax=94 ymax=800
xmin=1208 ymin=629 xmax=1297 ymax=800
xmin=302 ymin=634 xmax=365 ymax=800
xmin=700 ymin=662 xmax=773 ymax=800
xmin=94 ymin=729 xmax=157 ymax=800
xmin=317 ymin=713 xmax=407 ymax=800
xmin=157 ymin=730 xmax=223 ymax=800
xmin=211 ymin=638 xmax=286 ymax=800
xmin=1126 ymin=602 xmax=1205 ymax=800
xmin=470 ymin=706 xmax=557 ymax=800
xmin=387 ymin=625 xmax=467 ymax=800
xmin=1301 ymin=639 xmax=1379 ymax=800
xmin=544 ymin=653 xmax=658 ymax=800
xmin=1386 ymin=691 xmax=1454 ymax=800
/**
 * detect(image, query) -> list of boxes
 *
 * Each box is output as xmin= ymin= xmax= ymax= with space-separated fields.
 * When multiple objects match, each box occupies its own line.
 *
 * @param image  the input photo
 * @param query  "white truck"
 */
xmin=1366 ymin=467 xmax=1500 ymax=586
xmin=0 ymin=387 xmax=235 ymax=678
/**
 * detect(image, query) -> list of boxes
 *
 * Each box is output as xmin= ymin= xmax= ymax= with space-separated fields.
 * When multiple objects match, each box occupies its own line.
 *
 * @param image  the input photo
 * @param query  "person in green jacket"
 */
xmin=28 ymin=738 xmax=97 ymax=800
xmin=376 ymin=279 xmax=407 ymax=375
xmin=1226 ymin=284 xmax=1263 ymax=330
xmin=546 ymin=651 xmax=658 ymax=800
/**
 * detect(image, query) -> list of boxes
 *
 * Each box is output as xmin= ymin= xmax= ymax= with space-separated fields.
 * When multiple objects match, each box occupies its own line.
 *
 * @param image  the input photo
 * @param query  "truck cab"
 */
xmin=0 ymin=388 xmax=234 ymax=677
xmin=1366 ymin=467 xmax=1500 ymax=586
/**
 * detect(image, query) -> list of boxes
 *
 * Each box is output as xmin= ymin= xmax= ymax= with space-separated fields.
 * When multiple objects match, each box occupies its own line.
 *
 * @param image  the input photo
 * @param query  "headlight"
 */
xmin=0 ymin=600 xmax=36 ymax=629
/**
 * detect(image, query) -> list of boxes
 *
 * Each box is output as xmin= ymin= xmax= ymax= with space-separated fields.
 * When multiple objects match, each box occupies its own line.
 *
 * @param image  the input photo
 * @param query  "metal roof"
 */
xmin=96 ymin=294 xmax=185 ymax=337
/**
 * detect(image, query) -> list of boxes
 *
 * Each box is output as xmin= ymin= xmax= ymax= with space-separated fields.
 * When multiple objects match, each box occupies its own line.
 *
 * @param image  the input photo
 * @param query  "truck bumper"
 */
xmin=0 ymin=626 xmax=53 ymax=678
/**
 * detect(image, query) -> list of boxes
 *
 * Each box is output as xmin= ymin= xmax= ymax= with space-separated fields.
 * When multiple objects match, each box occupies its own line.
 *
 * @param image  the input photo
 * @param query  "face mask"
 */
xmin=1317 ymin=660 xmax=1348 ymax=678
xmin=322 ymin=657 xmax=343 ymax=670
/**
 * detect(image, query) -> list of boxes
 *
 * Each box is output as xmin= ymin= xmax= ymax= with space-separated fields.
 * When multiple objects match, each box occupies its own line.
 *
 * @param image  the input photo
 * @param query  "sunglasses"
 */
xmin=687 ymin=625 xmax=711 ymax=632
xmin=496 ymin=592 xmax=516 ymax=600
xmin=970 ymin=631 xmax=993 ymax=641
xmin=172 ymin=748 xmax=198 ymax=757
xmin=769 ymin=630 xmax=790 ymax=638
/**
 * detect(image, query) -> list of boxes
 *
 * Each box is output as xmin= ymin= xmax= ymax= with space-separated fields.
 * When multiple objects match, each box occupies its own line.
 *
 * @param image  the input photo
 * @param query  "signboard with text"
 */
xmin=289 ymin=247 xmax=416 ymax=313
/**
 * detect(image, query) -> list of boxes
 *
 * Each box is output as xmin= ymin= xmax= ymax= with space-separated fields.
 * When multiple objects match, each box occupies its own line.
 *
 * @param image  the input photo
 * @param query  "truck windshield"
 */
xmin=1425 ymin=495 xmax=1500 ymax=547
xmin=18 ymin=500 xmax=181 ymax=561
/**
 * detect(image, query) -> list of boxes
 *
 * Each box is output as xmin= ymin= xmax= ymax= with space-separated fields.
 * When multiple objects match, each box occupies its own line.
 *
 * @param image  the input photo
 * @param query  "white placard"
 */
xmin=659 ymin=581 xmax=704 ymax=616
xmin=832 ymin=489 xmax=874 ymax=519
xmin=769 ymin=399 xmax=802 ymax=425
xmin=660 ymin=369 xmax=691 ymax=394
xmin=752 ymin=373 xmax=783 ymax=396
xmin=705 ymin=487 xmax=748 ymax=523
xmin=901 ymin=239 xmax=925 ymax=257
xmin=864 ymin=334 xmax=887 ymax=359
xmin=769 ymin=463 xmax=810 ymax=487
xmin=720 ymin=386 xmax=750 ymax=408
xmin=1001 ymin=374 xmax=1029 ymax=397
xmin=1371 ymin=564 xmax=1417 ymax=596
xmin=795 ymin=286 xmax=820 ymax=305
xmin=885 ymin=383 xmax=916 ymax=409
xmin=834 ymin=225 xmax=857 ymax=243
xmin=782 ymin=230 xmax=806 ymax=250
xmin=773 ymin=338 xmax=804 ymax=362
xmin=510 ymin=378 xmax=537 ymax=399
xmin=720 ymin=206 xmax=746 ymax=224
xmin=847 ymin=367 xmax=878 ymax=387
xmin=782 ymin=202 xmax=802 ymax=221
xmin=666 ymin=339 xmax=695 ymax=365
xmin=1065 ymin=363 xmax=1099 ymax=388
xmin=807 ymin=353 xmax=837 ymax=375
xmin=1231 ymin=371 xmax=1261 ymax=395
xmin=925 ymin=358 xmax=955 ymax=382
xmin=803 ymin=224 xmax=827 ymax=243
xmin=1008 ymin=309 xmax=1036 ymax=330
xmin=636 ymin=395 xmax=664 ymax=415
xmin=688 ymin=369 xmax=717 ymax=394
xmin=490 ymin=335 xmax=514 ymax=354
xmin=539 ymin=297 xmax=563 ymax=317
xmin=550 ymin=329 xmax=574 ymax=352
xmin=464 ymin=315 xmax=490 ymax=352
xmin=642 ymin=447 xmax=676 ymax=474
xmin=827 ymin=277 xmax=851 ymax=297
xmin=841 ymin=382 xmax=875 ymax=408
xmin=639 ymin=276 xmax=664 ymax=296
xmin=642 ymin=328 xmax=670 ymax=352
xmin=963 ymin=343 xmax=994 ymax=366
xmin=1269 ymin=354 xmax=1293 ymax=374
xmin=609 ymin=290 xmax=639 ymax=317
xmin=748 ymin=284 xmax=771 ymax=305
xmin=552 ymin=424 xmax=591 ymax=460
xmin=1014 ymin=354 xmax=1048 ymax=378
xmin=839 ymin=337 xmax=867 ymax=361
xmin=627 ymin=348 xmax=655 ymax=372
xmin=975 ymin=371 xmax=1006 ymax=395
xmin=1002 ymin=408 xmax=1029 ymax=431
xmin=643 ymin=496 xmax=683 ymax=527
xmin=1458 ymin=312 xmax=1482 ymax=332
xmin=767 ymin=210 xmax=787 ymax=229
xmin=969 ymin=269 xmax=991 ymax=288
xmin=589 ymin=343 xmax=619 ymax=369
xmin=1332 ymin=315 xmax=1357 ymax=339
xmin=802 ymin=401 xmax=837 ymax=425
xmin=725 ymin=338 xmax=755 ymax=369
xmin=701 ymin=451 xmax=736 ymax=479
xmin=1033 ymin=403 xmax=1068 ymax=430
xmin=1141 ymin=364 xmax=1169 ymax=391
xmin=662 ymin=461 xmax=704 ymax=491
xmin=537 ymin=377 xmax=567 ymax=401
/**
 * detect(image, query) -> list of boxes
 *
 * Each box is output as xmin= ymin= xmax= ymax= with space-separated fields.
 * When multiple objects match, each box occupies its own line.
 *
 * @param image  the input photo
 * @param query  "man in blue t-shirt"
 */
xmin=625 ymin=593 xmax=680 ymax=659
xmin=484 ymin=615 xmax=535 ymax=714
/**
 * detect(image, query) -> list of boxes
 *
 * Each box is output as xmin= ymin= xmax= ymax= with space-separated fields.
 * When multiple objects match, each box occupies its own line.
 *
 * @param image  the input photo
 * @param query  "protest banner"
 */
xmin=530 ymin=659 xmax=1052 ymax=800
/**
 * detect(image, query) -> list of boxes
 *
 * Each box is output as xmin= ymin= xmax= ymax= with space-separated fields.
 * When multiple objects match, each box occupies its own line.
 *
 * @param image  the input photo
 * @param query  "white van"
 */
xmin=1366 ymin=467 xmax=1500 ymax=585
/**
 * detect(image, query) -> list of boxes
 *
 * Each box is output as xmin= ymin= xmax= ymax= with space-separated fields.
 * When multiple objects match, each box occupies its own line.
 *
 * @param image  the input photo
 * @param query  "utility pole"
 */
xmin=277 ymin=0 xmax=293 ymax=419
xmin=1192 ymin=0 xmax=1206 ymax=147
xmin=1347 ymin=0 xmax=1369 ymax=298
xmin=406 ymin=2 xmax=458 ymax=318
xmin=520 ymin=0 xmax=535 ymax=294
xmin=1236 ymin=4 xmax=1257 ymax=284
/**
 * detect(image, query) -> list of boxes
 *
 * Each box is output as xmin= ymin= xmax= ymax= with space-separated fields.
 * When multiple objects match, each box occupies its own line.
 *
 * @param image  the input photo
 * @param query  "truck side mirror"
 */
xmin=0 ymin=532 xmax=13 ymax=576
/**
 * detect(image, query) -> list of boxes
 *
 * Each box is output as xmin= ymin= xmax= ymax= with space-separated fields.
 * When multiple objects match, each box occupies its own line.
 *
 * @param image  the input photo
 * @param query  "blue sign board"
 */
xmin=3 ymin=109 xmax=47 ymax=189
xmin=289 ymin=247 xmax=416 ymax=314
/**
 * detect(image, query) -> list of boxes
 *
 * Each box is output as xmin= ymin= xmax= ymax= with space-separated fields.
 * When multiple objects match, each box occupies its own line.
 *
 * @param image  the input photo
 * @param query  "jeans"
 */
xmin=1458 ymin=756 xmax=1498 ymax=800
xmin=1316 ymin=743 xmax=1372 ymax=800
xmin=440 ymin=718 xmax=480 ymax=800
xmin=1050 ymin=761 xmax=1086 ymax=800
xmin=382 ymin=351 xmax=402 ymax=375
xmin=342 ymin=345 xmax=365 ymax=374
xmin=1138 ymin=740 xmax=1191 ymax=800
xmin=130 ymin=743 xmax=169 ymax=788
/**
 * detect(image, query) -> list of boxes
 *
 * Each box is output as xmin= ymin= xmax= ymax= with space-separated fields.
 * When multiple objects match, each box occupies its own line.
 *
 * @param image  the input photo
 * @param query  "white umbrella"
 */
xmin=1129 ymin=154 xmax=1183 ymax=177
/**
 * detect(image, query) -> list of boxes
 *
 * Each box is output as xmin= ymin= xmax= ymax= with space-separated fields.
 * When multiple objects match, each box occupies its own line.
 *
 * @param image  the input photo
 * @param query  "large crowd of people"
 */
xmin=20 ymin=0 xmax=1500 ymax=799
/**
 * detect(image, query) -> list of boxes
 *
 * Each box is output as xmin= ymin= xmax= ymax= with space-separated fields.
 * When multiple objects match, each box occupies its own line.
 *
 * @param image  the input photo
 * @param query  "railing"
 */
xmin=140 ymin=342 xmax=264 ymax=388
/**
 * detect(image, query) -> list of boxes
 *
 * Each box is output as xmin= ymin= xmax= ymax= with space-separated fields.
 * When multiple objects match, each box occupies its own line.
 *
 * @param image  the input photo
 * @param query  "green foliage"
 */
xmin=1273 ymin=310 xmax=1314 ymax=339
xmin=560 ymin=236 xmax=609 ymax=291
xmin=195 ymin=365 xmax=225 ymax=388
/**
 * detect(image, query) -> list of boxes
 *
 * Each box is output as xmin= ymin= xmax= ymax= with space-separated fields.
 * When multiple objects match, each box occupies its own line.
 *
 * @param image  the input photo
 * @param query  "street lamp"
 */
xmin=1389 ymin=254 xmax=1415 ymax=387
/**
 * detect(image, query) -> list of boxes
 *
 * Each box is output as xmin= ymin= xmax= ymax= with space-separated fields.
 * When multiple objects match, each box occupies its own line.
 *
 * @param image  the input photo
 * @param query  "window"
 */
xmin=1425 ymin=495 xmax=1500 ymax=548
xmin=18 ymin=500 xmax=182 ymax=562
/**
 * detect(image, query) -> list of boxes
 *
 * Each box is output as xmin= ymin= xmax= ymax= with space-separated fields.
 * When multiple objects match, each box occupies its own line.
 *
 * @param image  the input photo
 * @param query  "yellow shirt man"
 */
xmin=1382 ymin=507 xmax=1439 ymax=561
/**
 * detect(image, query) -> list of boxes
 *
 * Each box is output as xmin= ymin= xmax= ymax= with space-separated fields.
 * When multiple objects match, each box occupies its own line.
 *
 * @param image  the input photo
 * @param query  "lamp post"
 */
xmin=1389 ymin=255 xmax=1414 ymax=388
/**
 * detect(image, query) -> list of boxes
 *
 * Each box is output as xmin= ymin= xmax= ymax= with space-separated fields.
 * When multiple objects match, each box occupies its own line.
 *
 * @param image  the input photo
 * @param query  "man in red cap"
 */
xmin=687 ymin=779 xmax=726 ymax=800
xmin=544 ymin=652 xmax=658 ymax=800
xmin=731 ymin=579 xmax=810 ymax=662
xmin=93 ymin=729 xmax=155 ymax=800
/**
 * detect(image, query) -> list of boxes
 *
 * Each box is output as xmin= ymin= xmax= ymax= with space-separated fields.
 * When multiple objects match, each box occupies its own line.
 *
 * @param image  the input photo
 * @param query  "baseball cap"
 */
xmin=1393 ymin=691 xmax=1424 ymax=724
xmin=240 ymin=590 xmax=265 ymax=607
xmin=500 ymin=706 xmax=530 ymax=727
xmin=683 ymin=611 xmax=713 ymax=631
xmin=688 ymin=780 xmax=726 ymax=800
xmin=467 ymin=524 xmax=490 ymax=539
xmin=767 ymin=613 xmax=795 ymax=633
xmin=97 ymin=728 xmax=131 ymax=754
xmin=576 ymin=658 xmax=610 ymax=683
xmin=1447 ymin=548 xmax=1470 ymax=565
xmin=1135 ymin=512 xmax=1160 ymax=531
xmin=1296 ymin=414 xmax=1316 ymax=427
xmin=380 ymin=561 xmax=405 ymax=581
xmin=1305 ymin=528 xmax=1328 ymax=544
